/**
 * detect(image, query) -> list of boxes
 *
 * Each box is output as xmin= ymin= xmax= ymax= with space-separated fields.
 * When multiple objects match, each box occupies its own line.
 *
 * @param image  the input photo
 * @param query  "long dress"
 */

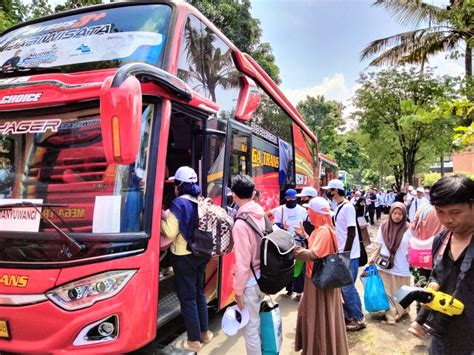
xmin=295 ymin=226 xmax=349 ymax=355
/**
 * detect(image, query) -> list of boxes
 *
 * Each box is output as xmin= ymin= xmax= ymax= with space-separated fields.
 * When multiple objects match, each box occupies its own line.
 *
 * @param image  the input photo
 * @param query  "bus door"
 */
xmin=217 ymin=119 xmax=252 ymax=310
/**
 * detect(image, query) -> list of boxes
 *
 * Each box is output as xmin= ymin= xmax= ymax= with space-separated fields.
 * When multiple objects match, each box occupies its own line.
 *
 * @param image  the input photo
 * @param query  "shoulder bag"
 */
xmin=311 ymin=226 xmax=354 ymax=289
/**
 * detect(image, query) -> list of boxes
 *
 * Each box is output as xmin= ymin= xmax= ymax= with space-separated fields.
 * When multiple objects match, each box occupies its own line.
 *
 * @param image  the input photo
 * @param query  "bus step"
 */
xmin=157 ymin=292 xmax=181 ymax=328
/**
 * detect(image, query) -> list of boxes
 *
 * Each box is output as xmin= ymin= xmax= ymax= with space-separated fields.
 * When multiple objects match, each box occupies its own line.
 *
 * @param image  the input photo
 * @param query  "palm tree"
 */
xmin=361 ymin=0 xmax=474 ymax=76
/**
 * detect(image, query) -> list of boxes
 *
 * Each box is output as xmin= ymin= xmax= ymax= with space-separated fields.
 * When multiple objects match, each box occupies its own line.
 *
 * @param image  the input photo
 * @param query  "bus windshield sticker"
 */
xmin=92 ymin=195 xmax=121 ymax=233
xmin=0 ymin=199 xmax=43 ymax=232
xmin=0 ymin=31 xmax=165 ymax=68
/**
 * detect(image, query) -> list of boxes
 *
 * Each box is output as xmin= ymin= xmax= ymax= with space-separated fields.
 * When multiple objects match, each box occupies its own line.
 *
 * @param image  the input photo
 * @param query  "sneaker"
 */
xmin=285 ymin=291 xmax=293 ymax=298
xmin=293 ymin=293 xmax=302 ymax=302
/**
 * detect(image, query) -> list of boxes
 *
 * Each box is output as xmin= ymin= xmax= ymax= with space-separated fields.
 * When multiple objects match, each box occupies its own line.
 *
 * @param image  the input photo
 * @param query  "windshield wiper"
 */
xmin=0 ymin=202 xmax=85 ymax=255
xmin=0 ymin=66 xmax=63 ymax=75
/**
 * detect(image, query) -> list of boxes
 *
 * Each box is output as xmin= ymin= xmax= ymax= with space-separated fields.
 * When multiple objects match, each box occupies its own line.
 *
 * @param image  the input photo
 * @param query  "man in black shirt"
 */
xmin=410 ymin=175 xmax=474 ymax=354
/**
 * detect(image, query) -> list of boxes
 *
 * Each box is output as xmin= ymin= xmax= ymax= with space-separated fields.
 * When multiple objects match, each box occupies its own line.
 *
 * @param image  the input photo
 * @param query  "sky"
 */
xmin=250 ymin=0 xmax=464 ymax=114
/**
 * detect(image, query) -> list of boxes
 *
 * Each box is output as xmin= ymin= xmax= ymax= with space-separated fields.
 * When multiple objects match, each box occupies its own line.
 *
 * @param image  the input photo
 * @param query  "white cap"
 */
xmin=307 ymin=197 xmax=334 ymax=216
xmin=321 ymin=179 xmax=344 ymax=191
xmin=296 ymin=186 xmax=318 ymax=198
xmin=410 ymin=190 xmax=417 ymax=196
xmin=408 ymin=185 xmax=414 ymax=191
xmin=221 ymin=305 xmax=249 ymax=336
xmin=416 ymin=187 xmax=425 ymax=193
xmin=169 ymin=166 xmax=198 ymax=183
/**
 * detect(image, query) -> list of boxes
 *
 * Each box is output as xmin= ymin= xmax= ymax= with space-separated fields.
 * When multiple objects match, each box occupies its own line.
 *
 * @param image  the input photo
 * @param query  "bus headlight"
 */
xmin=46 ymin=270 xmax=137 ymax=311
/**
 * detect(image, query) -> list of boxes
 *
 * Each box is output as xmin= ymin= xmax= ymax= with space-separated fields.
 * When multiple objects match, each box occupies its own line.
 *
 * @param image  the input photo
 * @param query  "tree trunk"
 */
xmin=440 ymin=155 xmax=445 ymax=177
xmin=466 ymin=43 xmax=472 ymax=78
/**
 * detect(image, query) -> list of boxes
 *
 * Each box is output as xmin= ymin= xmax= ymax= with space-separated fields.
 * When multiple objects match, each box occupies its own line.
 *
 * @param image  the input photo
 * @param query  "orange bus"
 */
xmin=0 ymin=1 xmax=318 ymax=352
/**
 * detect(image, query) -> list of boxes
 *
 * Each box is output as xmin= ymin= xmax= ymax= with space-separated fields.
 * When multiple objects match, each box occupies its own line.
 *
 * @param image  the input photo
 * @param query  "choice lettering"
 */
xmin=0 ymin=274 xmax=28 ymax=288
xmin=0 ymin=119 xmax=61 ymax=135
xmin=0 ymin=93 xmax=42 ymax=104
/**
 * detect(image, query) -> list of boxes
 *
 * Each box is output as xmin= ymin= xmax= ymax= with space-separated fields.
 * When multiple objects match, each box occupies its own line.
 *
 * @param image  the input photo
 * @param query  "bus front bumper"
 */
xmin=0 ymin=270 xmax=156 ymax=354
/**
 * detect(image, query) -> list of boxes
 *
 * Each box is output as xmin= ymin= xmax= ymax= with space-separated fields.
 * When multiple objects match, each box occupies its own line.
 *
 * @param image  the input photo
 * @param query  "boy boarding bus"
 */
xmin=0 ymin=1 xmax=318 ymax=352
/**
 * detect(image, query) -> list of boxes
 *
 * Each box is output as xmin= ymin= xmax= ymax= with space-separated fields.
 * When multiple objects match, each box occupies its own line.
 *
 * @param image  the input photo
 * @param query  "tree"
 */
xmin=361 ymin=0 xmax=474 ymax=76
xmin=297 ymin=95 xmax=344 ymax=155
xmin=189 ymin=0 xmax=281 ymax=84
xmin=354 ymin=67 xmax=458 ymax=185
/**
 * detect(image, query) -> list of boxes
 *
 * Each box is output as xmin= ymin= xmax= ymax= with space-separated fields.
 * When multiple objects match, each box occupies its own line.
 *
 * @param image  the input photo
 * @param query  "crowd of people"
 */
xmin=160 ymin=166 xmax=473 ymax=354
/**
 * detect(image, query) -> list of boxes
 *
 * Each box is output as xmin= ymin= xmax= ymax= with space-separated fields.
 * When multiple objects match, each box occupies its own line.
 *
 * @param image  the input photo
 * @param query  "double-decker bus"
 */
xmin=0 ymin=2 xmax=318 ymax=352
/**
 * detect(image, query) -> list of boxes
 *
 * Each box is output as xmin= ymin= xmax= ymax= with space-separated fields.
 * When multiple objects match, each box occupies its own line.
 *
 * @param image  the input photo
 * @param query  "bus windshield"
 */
xmin=0 ymin=4 xmax=171 ymax=73
xmin=0 ymin=104 xmax=154 ymax=234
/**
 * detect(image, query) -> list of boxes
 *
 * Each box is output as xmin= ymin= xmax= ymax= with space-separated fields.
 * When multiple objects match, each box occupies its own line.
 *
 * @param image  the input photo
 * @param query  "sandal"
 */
xmin=202 ymin=330 xmax=214 ymax=344
xmin=408 ymin=322 xmax=429 ymax=340
xmin=172 ymin=338 xmax=201 ymax=352
xmin=346 ymin=320 xmax=366 ymax=331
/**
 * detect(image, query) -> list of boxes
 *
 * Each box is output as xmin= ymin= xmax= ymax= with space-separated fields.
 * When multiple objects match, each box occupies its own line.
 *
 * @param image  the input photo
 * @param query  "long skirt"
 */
xmin=295 ymin=277 xmax=349 ymax=355
xmin=379 ymin=270 xmax=411 ymax=321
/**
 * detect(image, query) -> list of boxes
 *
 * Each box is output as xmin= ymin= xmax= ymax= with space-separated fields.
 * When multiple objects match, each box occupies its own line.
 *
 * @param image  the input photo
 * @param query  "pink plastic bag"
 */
xmin=408 ymin=237 xmax=433 ymax=269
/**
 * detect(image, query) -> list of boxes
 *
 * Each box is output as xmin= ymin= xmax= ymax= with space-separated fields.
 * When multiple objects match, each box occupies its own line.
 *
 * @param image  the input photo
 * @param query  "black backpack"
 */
xmin=236 ymin=214 xmax=296 ymax=295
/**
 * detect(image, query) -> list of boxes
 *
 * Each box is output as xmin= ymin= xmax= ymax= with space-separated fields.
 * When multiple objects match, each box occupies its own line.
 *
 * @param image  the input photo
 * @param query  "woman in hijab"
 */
xmin=371 ymin=202 xmax=412 ymax=324
xmin=294 ymin=197 xmax=349 ymax=355
xmin=161 ymin=166 xmax=213 ymax=352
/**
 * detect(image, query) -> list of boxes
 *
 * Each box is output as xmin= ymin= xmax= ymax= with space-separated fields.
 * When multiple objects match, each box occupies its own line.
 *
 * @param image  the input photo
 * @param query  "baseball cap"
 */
xmin=416 ymin=187 xmax=425 ymax=193
xmin=296 ymin=186 xmax=318 ymax=198
xmin=221 ymin=305 xmax=249 ymax=336
xmin=408 ymin=185 xmax=414 ymax=191
xmin=321 ymin=179 xmax=345 ymax=191
xmin=307 ymin=197 xmax=334 ymax=216
xmin=169 ymin=166 xmax=198 ymax=183
xmin=285 ymin=188 xmax=297 ymax=200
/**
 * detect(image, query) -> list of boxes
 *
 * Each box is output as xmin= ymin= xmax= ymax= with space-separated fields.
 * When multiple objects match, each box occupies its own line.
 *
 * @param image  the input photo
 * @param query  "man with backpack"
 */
xmin=231 ymin=175 xmax=267 ymax=354
xmin=323 ymin=179 xmax=366 ymax=331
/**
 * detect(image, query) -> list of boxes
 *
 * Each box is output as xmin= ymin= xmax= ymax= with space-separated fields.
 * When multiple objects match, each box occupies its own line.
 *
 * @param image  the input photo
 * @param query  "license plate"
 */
xmin=0 ymin=320 xmax=9 ymax=339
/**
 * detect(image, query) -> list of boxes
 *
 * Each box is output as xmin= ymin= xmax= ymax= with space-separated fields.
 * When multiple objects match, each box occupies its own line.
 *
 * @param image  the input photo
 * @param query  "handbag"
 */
xmin=408 ymin=237 xmax=434 ymax=269
xmin=311 ymin=228 xmax=354 ymax=289
xmin=260 ymin=299 xmax=282 ymax=355
xmin=375 ymin=253 xmax=393 ymax=269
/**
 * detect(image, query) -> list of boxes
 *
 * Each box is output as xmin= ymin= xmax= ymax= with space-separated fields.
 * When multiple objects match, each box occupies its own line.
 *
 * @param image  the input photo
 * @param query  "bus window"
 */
xmin=252 ymin=90 xmax=293 ymax=144
xmin=0 ymin=5 xmax=172 ymax=73
xmin=177 ymin=16 xmax=240 ymax=119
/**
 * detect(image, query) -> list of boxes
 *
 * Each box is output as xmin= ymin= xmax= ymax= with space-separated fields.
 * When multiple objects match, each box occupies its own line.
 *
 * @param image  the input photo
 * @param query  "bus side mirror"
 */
xmin=100 ymin=75 xmax=142 ymax=165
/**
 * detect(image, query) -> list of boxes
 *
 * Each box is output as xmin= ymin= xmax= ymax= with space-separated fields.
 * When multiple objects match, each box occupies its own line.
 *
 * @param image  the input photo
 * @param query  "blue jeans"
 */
xmin=171 ymin=253 xmax=210 ymax=341
xmin=341 ymin=258 xmax=364 ymax=321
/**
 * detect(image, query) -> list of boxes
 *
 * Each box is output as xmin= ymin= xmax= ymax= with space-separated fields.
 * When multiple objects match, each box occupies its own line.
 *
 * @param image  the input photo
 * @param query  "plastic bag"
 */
xmin=363 ymin=265 xmax=390 ymax=312
xmin=260 ymin=300 xmax=282 ymax=355
xmin=293 ymin=260 xmax=305 ymax=277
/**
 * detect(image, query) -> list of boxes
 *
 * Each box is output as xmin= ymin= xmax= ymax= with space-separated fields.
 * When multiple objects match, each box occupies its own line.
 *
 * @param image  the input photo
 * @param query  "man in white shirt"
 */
xmin=272 ymin=188 xmax=307 ymax=299
xmin=272 ymin=188 xmax=307 ymax=233
xmin=408 ymin=187 xmax=429 ymax=222
xmin=322 ymin=179 xmax=366 ymax=331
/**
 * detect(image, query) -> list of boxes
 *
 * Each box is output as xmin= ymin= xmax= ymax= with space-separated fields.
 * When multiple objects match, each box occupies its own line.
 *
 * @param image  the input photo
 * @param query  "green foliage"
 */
xmin=297 ymin=95 xmax=344 ymax=154
xmin=354 ymin=67 xmax=459 ymax=185
xmin=55 ymin=0 xmax=102 ymax=12
xmin=421 ymin=172 xmax=441 ymax=187
xmin=189 ymin=0 xmax=281 ymax=84
xmin=362 ymin=0 xmax=474 ymax=76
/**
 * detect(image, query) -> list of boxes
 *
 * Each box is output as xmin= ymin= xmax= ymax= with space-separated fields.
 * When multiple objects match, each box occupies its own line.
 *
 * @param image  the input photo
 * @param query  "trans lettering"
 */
xmin=0 ymin=274 xmax=28 ymax=288
xmin=0 ymin=119 xmax=61 ymax=135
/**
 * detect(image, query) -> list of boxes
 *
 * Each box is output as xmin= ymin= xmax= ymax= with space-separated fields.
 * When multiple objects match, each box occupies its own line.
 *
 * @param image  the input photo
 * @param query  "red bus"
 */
xmin=0 ymin=2 xmax=318 ymax=352
xmin=318 ymin=153 xmax=338 ymax=190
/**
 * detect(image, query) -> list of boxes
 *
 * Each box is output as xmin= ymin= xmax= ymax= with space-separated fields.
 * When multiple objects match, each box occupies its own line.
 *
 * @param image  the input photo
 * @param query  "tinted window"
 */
xmin=177 ymin=16 xmax=239 ymax=119
xmin=252 ymin=89 xmax=293 ymax=143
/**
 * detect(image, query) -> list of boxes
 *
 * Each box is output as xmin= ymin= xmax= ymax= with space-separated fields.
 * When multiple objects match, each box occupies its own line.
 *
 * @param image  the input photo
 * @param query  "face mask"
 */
xmin=286 ymin=200 xmax=297 ymax=208
xmin=326 ymin=191 xmax=334 ymax=200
